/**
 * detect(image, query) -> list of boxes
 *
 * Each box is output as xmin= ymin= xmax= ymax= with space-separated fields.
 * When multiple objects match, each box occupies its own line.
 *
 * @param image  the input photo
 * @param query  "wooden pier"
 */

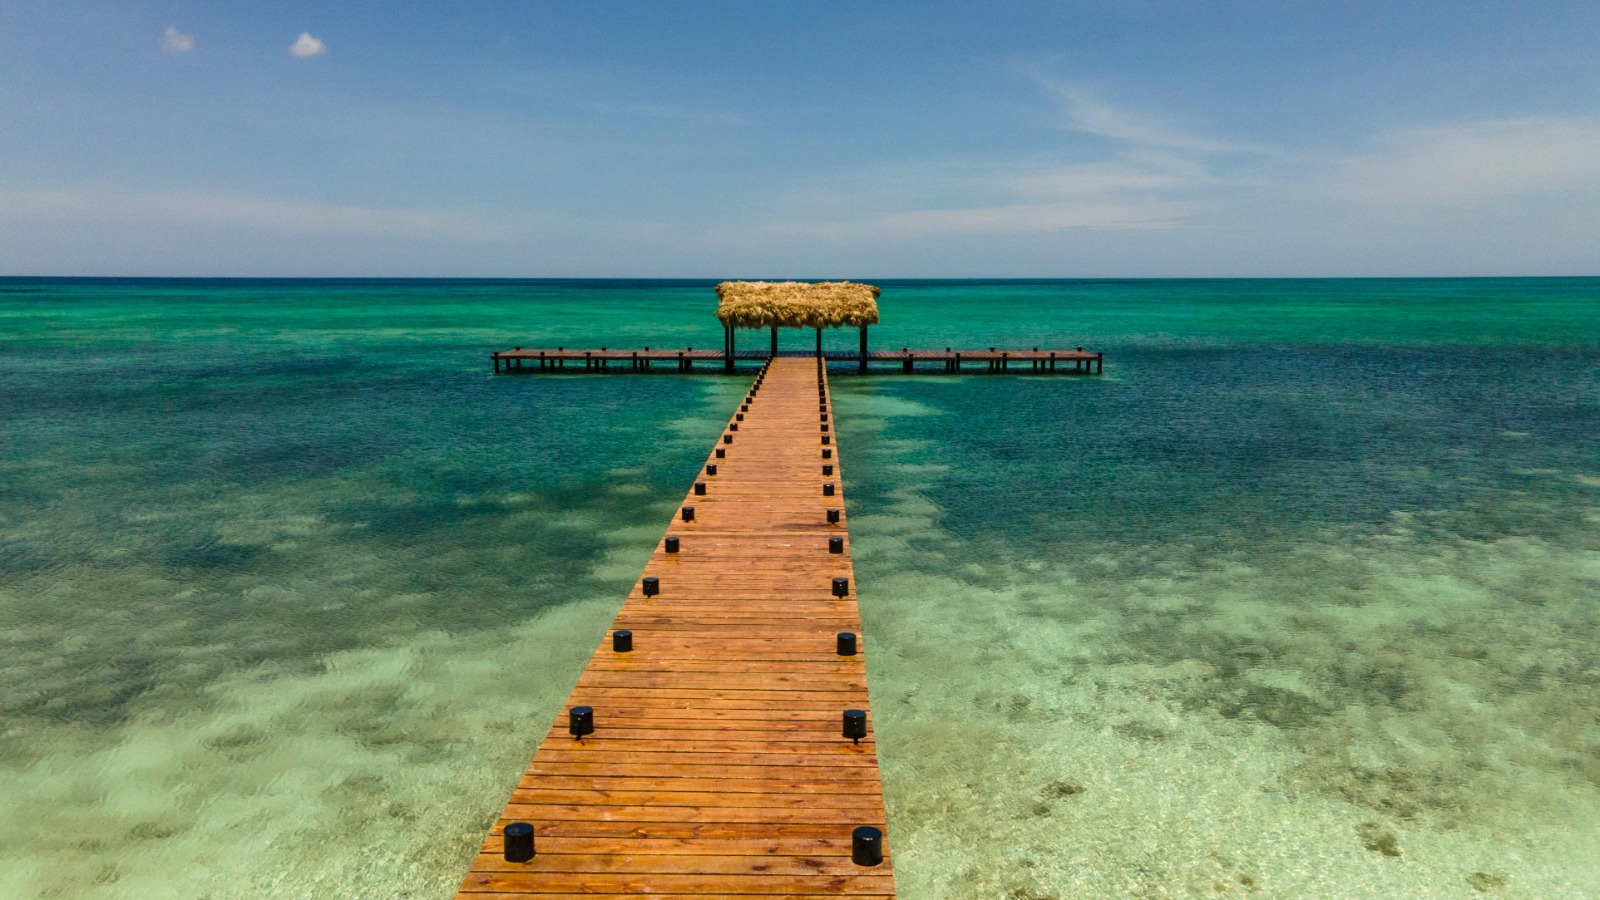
xmin=492 ymin=346 xmax=1103 ymax=375
xmin=456 ymin=357 xmax=895 ymax=898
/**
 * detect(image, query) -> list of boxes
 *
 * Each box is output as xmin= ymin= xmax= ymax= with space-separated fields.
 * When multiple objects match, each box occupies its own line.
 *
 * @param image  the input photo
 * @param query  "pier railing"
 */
xmin=491 ymin=346 xmax=1104 ymax=374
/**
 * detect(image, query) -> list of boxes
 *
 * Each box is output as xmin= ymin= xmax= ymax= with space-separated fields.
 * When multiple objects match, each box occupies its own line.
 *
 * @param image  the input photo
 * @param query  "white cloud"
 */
xmin=750 ymin=153 xmax=1211 ymax=242
xmin=997 ymin=155 xmax=1215 ymax=199
xmin=288 ymin=32 xmax=327 ymax=59
xmin=1326 ymin=117 xmax=1600 ymax=206
xmin=758 ymin=72 xmax=1248 ymax=241
xmin=161 ymin=26 xmax=195 ymax=53
xmin=1022 ymin=68 xmax=1256 ymax=155
xmin=871 ymin=199 xmax=1194 ymax=237
xmin=0 ymin=186 xmax=502 ymax=242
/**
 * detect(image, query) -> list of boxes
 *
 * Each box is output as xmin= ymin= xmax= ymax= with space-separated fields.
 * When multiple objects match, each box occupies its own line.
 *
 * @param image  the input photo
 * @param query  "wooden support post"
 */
xmin=771 ymin=326 xmax=778 ymax=358
xmin=859 ymin=325 xmax=868 ymax=374
xmin=725 ymin=325 xmax=734 ymax=373
xmin=815 ymin=328 xmax=822 ymax=358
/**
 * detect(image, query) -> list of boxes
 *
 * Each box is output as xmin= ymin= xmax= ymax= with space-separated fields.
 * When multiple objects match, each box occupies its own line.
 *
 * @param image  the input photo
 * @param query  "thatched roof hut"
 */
xmin=715 ymin=281 xmax=880 ymax=329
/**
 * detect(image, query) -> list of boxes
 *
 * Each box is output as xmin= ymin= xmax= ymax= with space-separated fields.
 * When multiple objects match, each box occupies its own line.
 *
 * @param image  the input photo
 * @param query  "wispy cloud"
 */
xmin=1022 ymin=68 xmax=1257 ymax=154
xmin=161 ymin=26 xmax=195 ymax=53
xmin=754 ymin=152 xmax=1213 ymax=241
xmin=1326 ymin=116 xmax=1600 ymax=206
xmin=996 ymin=155 xmax=1216 ymax=199
xmin=289 ymin=33 xmax=327 ymax=59
xmin=0 ymin=186 xmax=503 ymax=242
xmin=871 ymin=199 xmax=1196 ymax=237
xmin=753 ymin=73 xmax=1251 ymax=241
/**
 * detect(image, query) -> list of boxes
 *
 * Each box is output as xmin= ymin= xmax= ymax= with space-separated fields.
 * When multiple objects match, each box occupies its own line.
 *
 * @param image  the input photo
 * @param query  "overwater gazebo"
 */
xmin=715 ymin=281 xmax=880 ymax=373
xmin=491 ymin=279 xmax=1102 ymax=374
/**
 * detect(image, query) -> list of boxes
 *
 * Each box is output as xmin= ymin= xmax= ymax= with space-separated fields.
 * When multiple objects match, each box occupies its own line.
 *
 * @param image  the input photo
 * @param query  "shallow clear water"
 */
xmin=1 ymin=278 xmax=1597 ymax=898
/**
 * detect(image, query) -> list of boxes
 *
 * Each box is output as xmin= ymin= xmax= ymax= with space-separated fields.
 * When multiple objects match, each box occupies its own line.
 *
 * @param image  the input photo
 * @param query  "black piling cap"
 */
xmin=823 ymin=464 xmax=834 ymax=475
xmin=706 ymin=463 xmax=717 ymax=476
xmin=837 ymin=632 xmax=858 ymax=656
xmin=729 ymin=422 xmax=739 ymax=431
xmin=723 ymin=434 xmax=733 ymax=444
xmin=694 ymin=481 xmax=707 ymax=496
xmin=829 ymin=536 xmax=844 ymax=554
xmin=569 ymin=706 xmax=595 ymax=739
xmin=822 ymin=435 xmax=831 ymax=445
xmin=613 ymin=630 xmax=633 ymax=652
xmin=823 ymin=448 xmax=833 ymax=459
xmin=832 ymin=576 xmax=849 ymax=597
xmin=843 ymin=709 xmax=867 ymax=743
xmin=664 ymin=536 xmax=680 ymax=554
xmin=503 ymin=822 xmax=536 ymax=862
xmin=827 ymin=508 xmax=841 ymax=524
xmin=681 ymin=506 xmax=695 ymax=522
xmin=642 ymin=576 xmax=660 ymax=597
xmin=852 ymin=826 xmax=884 ymax=867
xmin=821 ymin=413 xmax=829 ymax=422
xmin=823 ymin=482 xmax=835 ymax=496
xmin=715 ymin=448 xmax=726 ymax=458
xmin=741 ymin=404 xmax=749 ymax=412
xmin=736 ymin=412 xmax=744 ymax=422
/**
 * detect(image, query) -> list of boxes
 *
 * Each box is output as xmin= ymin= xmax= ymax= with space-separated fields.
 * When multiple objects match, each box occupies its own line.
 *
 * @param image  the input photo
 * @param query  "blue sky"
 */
xmin=2 ymin=1 xmax=1598 ymax=276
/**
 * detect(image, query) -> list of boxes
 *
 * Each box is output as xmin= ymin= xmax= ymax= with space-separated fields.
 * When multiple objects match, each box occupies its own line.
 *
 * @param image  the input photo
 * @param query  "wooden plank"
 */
xmin=459 ymin=872 xmax=894 ymax=894
xmin=455 ymin=357 xmax=894 ymax=897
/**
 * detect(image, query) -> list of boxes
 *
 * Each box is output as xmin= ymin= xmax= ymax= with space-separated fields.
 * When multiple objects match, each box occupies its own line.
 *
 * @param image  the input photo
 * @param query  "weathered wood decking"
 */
xmin=456 ymin=357 xmax=894 ymax=898
xmin=492 ymin=347 xmax=1103 ymax=374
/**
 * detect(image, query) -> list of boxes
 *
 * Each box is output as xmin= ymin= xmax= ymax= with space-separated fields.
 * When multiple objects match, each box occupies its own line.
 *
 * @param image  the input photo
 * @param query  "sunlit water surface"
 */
xmin=1 ymin=278 xmax=1597 ymax=898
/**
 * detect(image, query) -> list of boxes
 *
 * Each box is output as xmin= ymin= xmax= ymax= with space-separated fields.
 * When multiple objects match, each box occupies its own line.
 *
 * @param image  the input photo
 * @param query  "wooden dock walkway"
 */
xmin=492 ymin=346 xmax=1103 ymax=375
xmin=456 ymin=356 xmax=895 ymax=898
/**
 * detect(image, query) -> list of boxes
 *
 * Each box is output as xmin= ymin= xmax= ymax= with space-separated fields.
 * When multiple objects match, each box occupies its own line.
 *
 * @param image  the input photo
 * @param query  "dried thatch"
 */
xmin=715 ymin=281 xmax=880 ymax=329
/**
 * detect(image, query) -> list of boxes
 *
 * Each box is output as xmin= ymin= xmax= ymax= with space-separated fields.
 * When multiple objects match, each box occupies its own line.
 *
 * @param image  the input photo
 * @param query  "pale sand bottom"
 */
xmin=857 ymin=479 xmax=1599 ymax=898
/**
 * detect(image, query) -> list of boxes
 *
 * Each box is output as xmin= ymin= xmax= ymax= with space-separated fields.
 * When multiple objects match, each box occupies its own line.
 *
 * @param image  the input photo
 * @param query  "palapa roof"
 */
xmin=714 ymin=281 xmax=880 ymax=329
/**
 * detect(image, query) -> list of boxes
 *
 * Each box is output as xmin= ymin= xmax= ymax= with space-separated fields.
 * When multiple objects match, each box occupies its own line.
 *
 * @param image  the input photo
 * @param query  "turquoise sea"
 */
xmin=2 ymin=277 xmax=1598 ymax=898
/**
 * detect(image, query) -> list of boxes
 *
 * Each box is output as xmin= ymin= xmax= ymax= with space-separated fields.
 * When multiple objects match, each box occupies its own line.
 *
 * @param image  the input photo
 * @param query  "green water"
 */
xmin=1 ymin=278 xmax=1597 ymax=898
